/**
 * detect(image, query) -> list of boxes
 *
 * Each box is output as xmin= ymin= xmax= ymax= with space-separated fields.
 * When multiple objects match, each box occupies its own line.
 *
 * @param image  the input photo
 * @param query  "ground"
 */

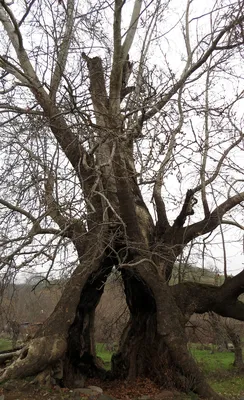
xmin=0 ymin=378 xmax=189 ymax=400
xmin=0 ymin=341 xmax=244 ymax=399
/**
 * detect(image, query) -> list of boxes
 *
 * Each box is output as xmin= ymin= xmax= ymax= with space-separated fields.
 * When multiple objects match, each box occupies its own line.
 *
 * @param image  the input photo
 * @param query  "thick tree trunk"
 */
xmin=0 ymin=235 xmax=112 ymax=384
xmin=111 ymin=271 xmax=225 ymax=399
xmin=111 ymin=269 xmax=224 ymax=399
xmin=0 ymin=256 xmax=225 ymax=399
xmin=63 ymin=258 xmax=114 ymax=386
xmin=111 ymin=271 xmax=180 ymax=387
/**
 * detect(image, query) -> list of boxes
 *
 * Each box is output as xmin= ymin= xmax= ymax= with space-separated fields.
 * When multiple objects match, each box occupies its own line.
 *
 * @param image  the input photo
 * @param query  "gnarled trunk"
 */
xmin=63 ymin=258 xmax=114 ymax=386
xmin=111 ymin=271 xmax=180 ymax=387
xmin=0 ymin=255 xmax=225 ymax=399
xmin=111 ymin=270 xmax=223 ymax=399
xmin=0 ymin=236 xmax=112 ymax=384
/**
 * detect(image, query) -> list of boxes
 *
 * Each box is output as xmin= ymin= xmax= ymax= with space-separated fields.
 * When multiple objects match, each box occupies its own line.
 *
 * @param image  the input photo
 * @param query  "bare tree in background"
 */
xmin=0 ymin=0 xmax=244 ymax=398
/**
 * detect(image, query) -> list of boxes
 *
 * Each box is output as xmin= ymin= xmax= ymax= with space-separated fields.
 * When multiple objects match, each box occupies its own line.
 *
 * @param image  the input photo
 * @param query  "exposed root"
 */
xmin=0 ymin=334 xmax=67 ymax=382
xmin=31 ymin=359 xmax=64 ymax=387
xmin=0 ymin=349 xmax=22 ymax=365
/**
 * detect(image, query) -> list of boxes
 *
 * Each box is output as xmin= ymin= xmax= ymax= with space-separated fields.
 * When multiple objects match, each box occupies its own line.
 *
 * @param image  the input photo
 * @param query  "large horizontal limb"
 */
xmin=214 ymin=300 xmax=244 ymax=321
xmin=172 ymin=269 xmax=244 ymax=321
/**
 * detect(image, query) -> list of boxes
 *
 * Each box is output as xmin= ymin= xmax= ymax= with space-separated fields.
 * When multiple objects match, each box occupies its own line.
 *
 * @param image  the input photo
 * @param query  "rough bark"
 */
xmin=111 ymin=270 xmax=186 ymax=389
xmin=0 ymin=3 xmax=244 ymax=400
xmin=1 ymin=226 xmax=243 ymax=399
xmin=0 ymin=233 xmax=111 ymax=384
xmin=63 ymin=257 xmax=114 ymax=386
xmin=111 ymin=269 xmax=224 ymax=399
xmin=140 ymin=269 xmax=222 ymax=399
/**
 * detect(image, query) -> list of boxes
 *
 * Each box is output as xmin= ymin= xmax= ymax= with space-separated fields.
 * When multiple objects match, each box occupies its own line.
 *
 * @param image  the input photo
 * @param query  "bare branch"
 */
xmin=0 ymin=0 xmax=23 ymax=49
xmin=122 ymin=0 xmax=142 ymax=58
xmin=172 ymin=270 xmax=244 ymax=321
xmin=153 ymin=89 xmax=184 ymax=234
xmin=182 ymin=192 xmax=244 ymax=244
xmin=221 ymin=219 xmax=244 ymax=230
xmin=49 ymin=0 xmax=74 ymax=100
xmin=0 ymin=198 xmax=38 ymax=223
xmin=173 ymin=190 xmax=198 ymax=229
xmin=192 ymin=135 xmax=244 ymax=194
xmin=109 ymin=0 xmax=123 ymax=114
xmin=138 ymin=15 xmax=244 ymax=124
xmin=200 ymin=57 xmax=212 ymax=217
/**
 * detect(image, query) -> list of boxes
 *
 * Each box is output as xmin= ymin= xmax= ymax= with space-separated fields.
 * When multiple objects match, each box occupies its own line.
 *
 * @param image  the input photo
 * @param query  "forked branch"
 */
xmin=181 ymin=192 xmax=244 ymax=244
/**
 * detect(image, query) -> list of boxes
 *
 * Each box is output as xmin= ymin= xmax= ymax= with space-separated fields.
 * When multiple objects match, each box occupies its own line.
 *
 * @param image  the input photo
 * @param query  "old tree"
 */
xmin=0 ymin=0 xmax=244 ymax=398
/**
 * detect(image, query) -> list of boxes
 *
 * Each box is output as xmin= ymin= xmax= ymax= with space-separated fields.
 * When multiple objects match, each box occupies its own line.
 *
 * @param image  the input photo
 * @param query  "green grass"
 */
xmin=0 ymin=338 xmax=12 ymax=352
xmin=190 ymin=347 xmax=244 ymax=397
xmin=210 ymin=376 xmax=244 ymax=397
xmin=96 ymin=343 xmax=113 ymax=369
xmin=96 ymin=343 xmax=244 ymax=398
xmin=190 ymin=347 xmax=235 ymax=374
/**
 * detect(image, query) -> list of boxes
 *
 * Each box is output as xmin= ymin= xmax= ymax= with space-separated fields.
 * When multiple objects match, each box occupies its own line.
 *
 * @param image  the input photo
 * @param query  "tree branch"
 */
xmin=122 ymin=0 xmax=142 ymax=58
xmin=192 ymin=135 xmax=244 ymax=194
xmin=172 ymin=269 xmax=244 ymax=321
xmin=154 ymin=89 xmax=184 ymax=234
xmin=0 ymin=198 xmax=38 ymax=224
xmin=0 ymin=2 xmax=89 ymax=180
xmin=82 ymin=53 xmax=108 ymax=125
xmin=109 ymin=0 xmax=123 ymax=114
xmin=173 ymin=190 xmax=198 ymax=229
xmin=44 ymin=173 xmax=86 ymax=242
xmin=44 ymin=173 xmax=69 ymax=231
xmin=137 ymin=15 xmax=244 ymax=124
xmin=49 ymin=0 xmax=74 ymax=100
xmin=0 ymin=0 xmax=23 ymax=49
xmin=181 ymin=192 xmax=244 ymax=244
xmin=214 ymin=300 xmax=244 ymax=321
xmin=0 ymin=56 xmax=30 ymax=85
xmin=200 ymin=55 xmax=212 ymax=217
xmin=221 ymin=219 xmax=244 ymax=230
xmin=153 ymin=179 xmax=170 ymax=236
